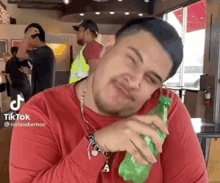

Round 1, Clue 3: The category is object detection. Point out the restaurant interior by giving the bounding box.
[0,0,220,182]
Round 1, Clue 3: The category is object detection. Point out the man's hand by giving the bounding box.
[22,34,32,43]
[0,71,6,76]
[17,35,32,60]
[94,115,169,165]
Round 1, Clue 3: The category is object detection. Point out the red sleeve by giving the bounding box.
[9,96,106,183]
[83,41,103,61]
[161,94,208,183]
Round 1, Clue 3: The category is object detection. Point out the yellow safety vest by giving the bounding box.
[69,45,89,84]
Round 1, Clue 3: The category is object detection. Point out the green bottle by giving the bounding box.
[118,96,172,183]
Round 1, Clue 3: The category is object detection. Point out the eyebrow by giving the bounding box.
[127,46,143,63]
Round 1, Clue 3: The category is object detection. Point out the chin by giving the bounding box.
[77,40,83,46]
[95,95,136,117]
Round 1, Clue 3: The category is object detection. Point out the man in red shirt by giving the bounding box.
[9,17,208,183]
[69,19,103,83]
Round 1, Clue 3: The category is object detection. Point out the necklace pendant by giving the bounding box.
[102,161,110,172]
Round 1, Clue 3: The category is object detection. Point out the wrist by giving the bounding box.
[88,133,111,157]
[93,132,108,152]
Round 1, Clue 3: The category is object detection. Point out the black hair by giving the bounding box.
[115,17,183,79]
[83,27,97,38]
[25,23,46,42]
[11,47,18,56]
[90,31,98,38]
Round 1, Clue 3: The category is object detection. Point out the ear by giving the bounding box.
[85,28,90,35]
[99,35,116,59]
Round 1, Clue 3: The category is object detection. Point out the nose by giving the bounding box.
[124,74,142,90]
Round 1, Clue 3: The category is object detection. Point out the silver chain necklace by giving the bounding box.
[80,79,97,133]
[80,78,110,172]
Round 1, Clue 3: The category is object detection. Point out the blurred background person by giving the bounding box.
[69,19,103,83]
[5,47,31,104]
[17,23,55,97]
[2,52,11,97]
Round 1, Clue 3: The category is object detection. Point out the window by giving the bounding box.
[164,0,206,90]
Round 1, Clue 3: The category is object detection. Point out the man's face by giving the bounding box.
[77,27,86,46]
[92,31,173,117]
[25,27,40,48]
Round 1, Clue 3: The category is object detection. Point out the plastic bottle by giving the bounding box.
[118,96,172,183]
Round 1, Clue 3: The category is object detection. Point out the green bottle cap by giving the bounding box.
[159,96,172,106]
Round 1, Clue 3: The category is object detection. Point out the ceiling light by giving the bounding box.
[125,12,130,15]
[144,0,149,2]
[0,5,10,24]
[63,0,69,4]
[118,0,122,1]
[138,13,143,17]
[93,0,109,1]
[79,13,84,16]
[95,12,100,15]
[110,12,115,14]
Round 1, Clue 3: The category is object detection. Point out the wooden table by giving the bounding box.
[166,87,199,100]
[191,118,220,159]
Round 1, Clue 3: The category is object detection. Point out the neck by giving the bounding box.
[85,37,95,44]
[39,42,47,47]
[75,74,105,116]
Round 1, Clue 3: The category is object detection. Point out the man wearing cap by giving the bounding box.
[10,18,208,183]
[17,23,55,97]
[69,19,103,83]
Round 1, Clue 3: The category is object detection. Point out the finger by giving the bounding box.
[133,115,169,135]
[129,121,163,153]
[126,141,149,166]
[129,132,158,164]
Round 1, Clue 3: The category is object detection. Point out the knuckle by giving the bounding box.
[123,127,132,136]
[135,156,144,164]
[152,115,162,123]
[128,116,138,123]
[124,118,137,128]
[141,142,148,150]
[130,149,139,156]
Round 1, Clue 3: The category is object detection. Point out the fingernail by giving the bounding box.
[143,160,148,165]
[166,129,169,135]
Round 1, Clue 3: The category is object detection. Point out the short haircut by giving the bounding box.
[83,27,97,38]
[11,47,18,56]
[115,17,183,79]
[25,23,46,42]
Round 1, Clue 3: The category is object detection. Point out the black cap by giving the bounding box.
[73,19,99,36]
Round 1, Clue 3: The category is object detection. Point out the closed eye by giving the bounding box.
[146,76,155,84]
[126,54,136,64]
[145,74,161,85]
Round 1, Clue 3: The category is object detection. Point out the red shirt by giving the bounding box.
[10,83,208,183]
[83,40,103,63]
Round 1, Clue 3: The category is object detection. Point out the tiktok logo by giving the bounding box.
[10,95,24,111]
